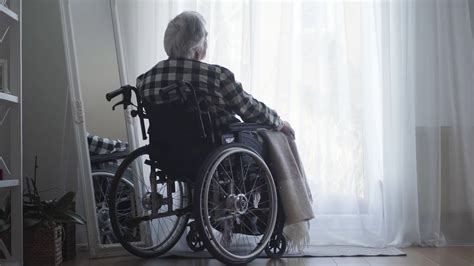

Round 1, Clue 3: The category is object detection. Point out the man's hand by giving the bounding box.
[280,121,295,139]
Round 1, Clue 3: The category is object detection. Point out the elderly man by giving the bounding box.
[136,11,313,252]
[136,11,295,138]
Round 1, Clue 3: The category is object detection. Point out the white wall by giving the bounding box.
[23,0,77,199]
[69,0,126,141]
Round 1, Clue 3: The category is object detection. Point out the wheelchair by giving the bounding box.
[90,150,134,244]
[105,81,287,264]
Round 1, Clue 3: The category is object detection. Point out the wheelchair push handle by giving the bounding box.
[106,85,134,111]
[106,85,148,141]
[106,87,125,102]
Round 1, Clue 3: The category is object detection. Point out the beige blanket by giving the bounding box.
[259,130,315,252]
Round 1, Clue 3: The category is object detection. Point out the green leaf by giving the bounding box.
[57,211,86,225]
[54,192,75,210]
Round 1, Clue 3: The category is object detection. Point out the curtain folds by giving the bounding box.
[114,0,474,247]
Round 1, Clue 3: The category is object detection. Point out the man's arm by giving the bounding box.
[87,132,129,155]
[220,68,284,130]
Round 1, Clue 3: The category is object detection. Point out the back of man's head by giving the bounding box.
[164,11,207,60]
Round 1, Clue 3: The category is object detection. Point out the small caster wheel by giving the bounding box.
[186,223,206,252]
[264,233,287,258]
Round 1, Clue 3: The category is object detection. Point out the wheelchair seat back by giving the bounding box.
[143,82,215,179]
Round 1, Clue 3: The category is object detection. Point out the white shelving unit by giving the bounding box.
[0,92,18,103]
[0,179,18,188]
[0,0,22,265]
[0,5,18,25]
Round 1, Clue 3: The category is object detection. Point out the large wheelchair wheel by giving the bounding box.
[195,144,278,264]
[109,146,190,258]
[92,166,134,244]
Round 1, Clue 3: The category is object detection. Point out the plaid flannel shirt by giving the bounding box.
[87,132,129,155]
[136,59,283,131]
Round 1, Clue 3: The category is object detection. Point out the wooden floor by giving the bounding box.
[63,246,474,266]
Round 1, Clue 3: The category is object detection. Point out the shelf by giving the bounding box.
[0,179,19,188]
[0,92,18,104]
[0,5,18,25]
[0,260,21,266]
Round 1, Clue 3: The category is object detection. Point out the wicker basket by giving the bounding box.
[24,225,63,266]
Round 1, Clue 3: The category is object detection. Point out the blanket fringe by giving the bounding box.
[283,221,311,253]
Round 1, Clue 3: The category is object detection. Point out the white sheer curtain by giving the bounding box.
[114,0,474,247]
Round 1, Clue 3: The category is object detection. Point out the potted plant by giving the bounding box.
[23,157,86,266]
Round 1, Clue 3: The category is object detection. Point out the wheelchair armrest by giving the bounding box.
[90,150,130,164]
[227,122,272,132]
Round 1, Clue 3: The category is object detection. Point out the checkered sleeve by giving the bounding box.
[87,132,129,155]
[219,68,284,130]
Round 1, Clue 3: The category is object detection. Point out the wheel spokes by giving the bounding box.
[202,147,277,261]
[109,148,190,256]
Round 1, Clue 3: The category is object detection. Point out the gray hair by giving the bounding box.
[164,11,207,59]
